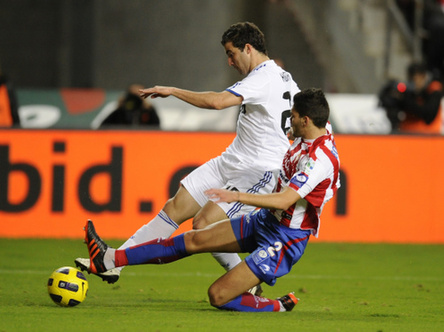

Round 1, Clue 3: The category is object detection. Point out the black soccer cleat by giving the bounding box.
[84,219,109,274]
[278,292,299,312]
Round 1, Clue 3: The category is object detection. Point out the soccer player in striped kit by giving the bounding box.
[83,88,341,312]
[76,22,300,292]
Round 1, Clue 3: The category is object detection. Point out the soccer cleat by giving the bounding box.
[74,257,120,284]
[84,219,109,274]
[248,284,263,297]
[278,292,299,312]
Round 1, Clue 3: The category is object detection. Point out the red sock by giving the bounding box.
[115,249,128,267]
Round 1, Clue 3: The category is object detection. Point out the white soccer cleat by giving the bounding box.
[247,284,263,297]
[74,257,120,284]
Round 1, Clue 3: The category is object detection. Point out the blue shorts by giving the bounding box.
[230,209,310,286]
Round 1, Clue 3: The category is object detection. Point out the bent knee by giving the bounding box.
[163,196,198,224]
[163,197,179,214]
[192,214,211,230]
[208,284,229,308]
[183,230,208,253]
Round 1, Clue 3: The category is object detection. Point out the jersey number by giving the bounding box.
[280,91,292,134]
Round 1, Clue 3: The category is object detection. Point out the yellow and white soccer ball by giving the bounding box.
[47,266,88,307]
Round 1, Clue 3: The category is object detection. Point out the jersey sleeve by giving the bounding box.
[288,155,333,206]
[226,71,269,105]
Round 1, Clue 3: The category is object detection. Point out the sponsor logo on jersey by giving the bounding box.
[305,159,315,174]
[280,72,291,82]
[291,172,308,188]
[252,248,269,265]
[258,250,268,258]
[259,264,271,274]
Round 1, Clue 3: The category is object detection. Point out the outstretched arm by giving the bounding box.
[205,187,301,211]
[139,86,243,110]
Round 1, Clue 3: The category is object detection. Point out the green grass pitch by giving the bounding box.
[0,238,443,331]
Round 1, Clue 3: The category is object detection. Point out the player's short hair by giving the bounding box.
[221,22,268,55]
[293,88,330,128]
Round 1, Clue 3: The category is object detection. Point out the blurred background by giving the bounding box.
[0,0,444,133]
[0,0,427,92]
[1,0,442,133]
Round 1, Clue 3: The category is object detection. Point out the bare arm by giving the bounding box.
[205,187,301,211]
[139,86,243,110]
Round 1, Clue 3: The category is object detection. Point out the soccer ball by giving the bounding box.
[47,266,88,307]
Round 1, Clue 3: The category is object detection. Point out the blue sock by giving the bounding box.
[217,292,280,312]
[123,234,189,266]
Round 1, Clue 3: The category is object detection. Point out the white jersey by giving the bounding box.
[223,60,300,171]
[182,60,299,216]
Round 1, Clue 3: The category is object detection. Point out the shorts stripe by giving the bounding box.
[226,171,274,218]
[247,171,273,194]
[239,215,245,249]
[274,235,309,274]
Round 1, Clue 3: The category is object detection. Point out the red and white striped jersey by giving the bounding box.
[272,129,340,237]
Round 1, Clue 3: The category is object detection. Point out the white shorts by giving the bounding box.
[181,155,279,218]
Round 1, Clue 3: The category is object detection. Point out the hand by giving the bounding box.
[139,86,174,99]
[205,188,239,203]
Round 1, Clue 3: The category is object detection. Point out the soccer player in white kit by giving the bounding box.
[75,22,300,286]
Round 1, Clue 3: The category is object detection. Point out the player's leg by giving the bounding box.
[103,158,224,255]
[118,185,201,249]
[119,218,242,266]
[74,185,200,280]
[76,157,223,280]
[84,218,298,312]
[208,261,262,307]
[192,200,243,271]
[193,203,261,295]
[84,217,242,272]
[192,169,277,280]
[207,261,297,312]
[192,199,227,230]
[206,210,306,312]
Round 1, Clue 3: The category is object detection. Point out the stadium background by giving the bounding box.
[1,0,443,243]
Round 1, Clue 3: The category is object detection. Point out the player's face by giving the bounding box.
[290,107,305,138]
[224,42,250,75]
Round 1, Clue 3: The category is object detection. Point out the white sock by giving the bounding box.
[211,252,242,272]
[120,210,179,249]
[104,248,116,270]
[115,210,179,271]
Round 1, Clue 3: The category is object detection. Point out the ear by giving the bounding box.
[244,43,253,54]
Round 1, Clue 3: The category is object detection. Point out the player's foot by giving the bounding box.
[248,284,263,297]
[278,292,299,312]
[84,219,109,274]
[74,257,120,284]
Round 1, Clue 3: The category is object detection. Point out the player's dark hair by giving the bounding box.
[221,22,268,55]
[293,88,330,128]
